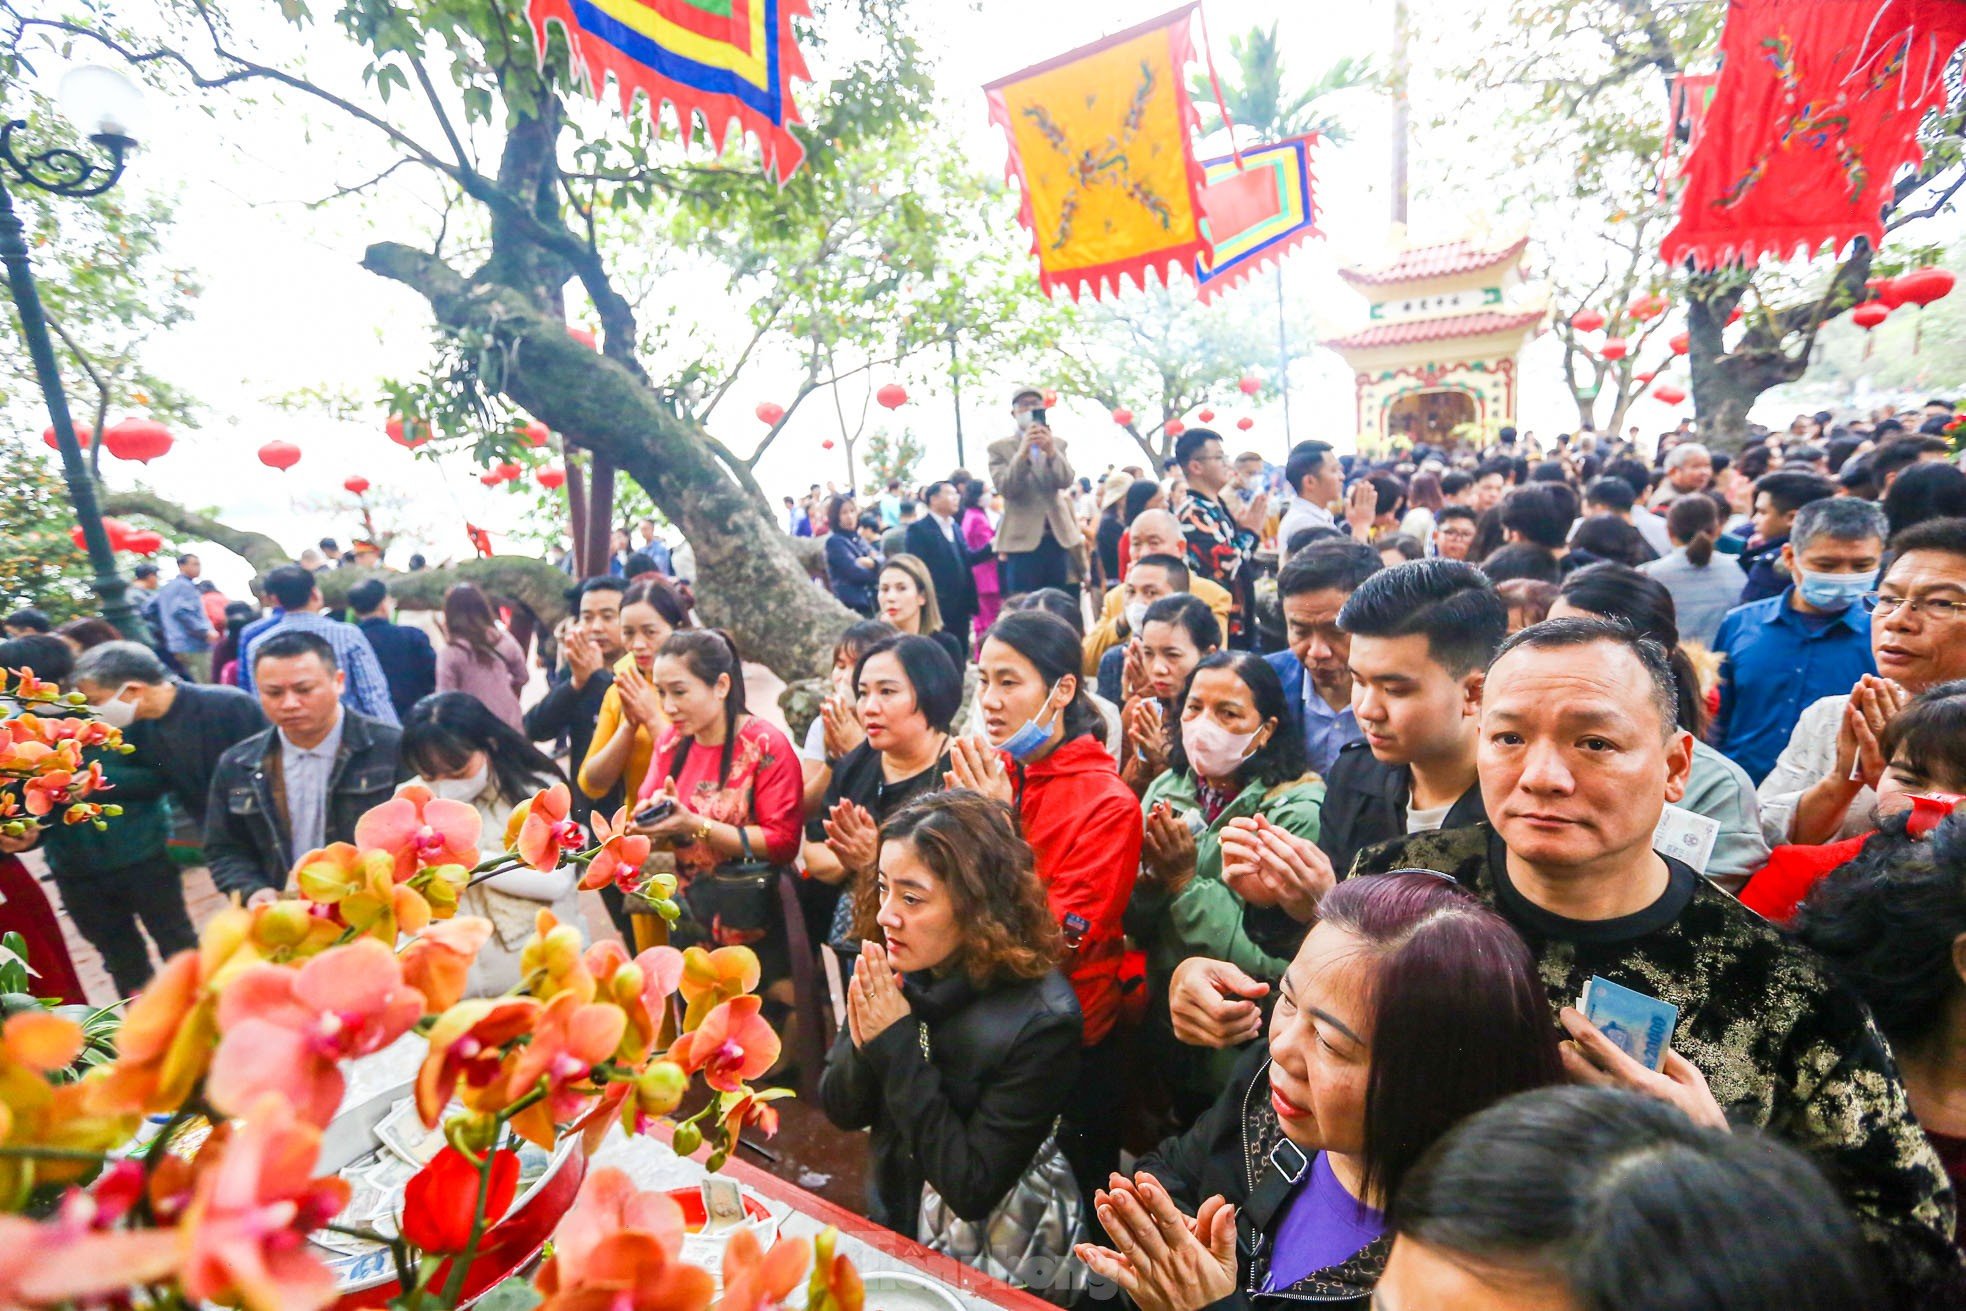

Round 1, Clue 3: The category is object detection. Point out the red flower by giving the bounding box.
[400,1146,519,1253]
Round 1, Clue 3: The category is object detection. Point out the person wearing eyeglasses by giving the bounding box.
[1760,517,1966,846]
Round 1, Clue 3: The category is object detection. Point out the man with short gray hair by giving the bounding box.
[1712,496,1887,782]
[1648,441,1714,508]
[73,640,264,821]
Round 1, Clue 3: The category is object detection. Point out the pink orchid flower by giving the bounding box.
[669,994,781,1093]
[206,938,426,1127]
[722,1228,813,1311]
[415,996,543,1127]
[580,808,653,892]
[510,783,585,871]
[399,916,493,1013]
[179,1093,349,1311]
[0,1214,180,1307]
[502,992,627,1149]
[355,784,482,881]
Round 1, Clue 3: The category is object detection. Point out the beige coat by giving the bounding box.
[988,433,1085,554]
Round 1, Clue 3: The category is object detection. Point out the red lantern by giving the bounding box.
[478,472,502,487]
[343,476,371,496]
[821,438,836,450]
[1668,331,1691,356]
[1651,384,1688,406]
[1634,370,1658,385]
[1043,390,1059,408]
[1111,408,1134,426]
[75,517,136,552]
[1628,293,1668,322]
[875,383,909,410]
[567,327,598,350]
[257,440,302,472]
[1165,419,1187,438]
[1569,308,1607,333]
[122,529,164,556]
[519,421,550,448]
[386,415,429,448]
[1874,276,1909,310]
[494,461,523,482]
[1236,417,1254,432]
[1850,300,1892,331]
[42,424,92,452]
[103,417,173,464]
[1197,408,1216,423]
[537,466,567,490]
[755,401,786,426]
[1895,266,1955,308]
[1726,307,1744,325]
[1237,375,1260,396]
[1599,337,1629,362]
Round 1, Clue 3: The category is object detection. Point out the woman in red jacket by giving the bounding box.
[949,607,1142,1207]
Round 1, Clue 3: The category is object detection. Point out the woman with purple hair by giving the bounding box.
[1077,872,1562,1311]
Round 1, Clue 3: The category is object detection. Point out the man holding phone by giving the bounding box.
[988,385,1084,598]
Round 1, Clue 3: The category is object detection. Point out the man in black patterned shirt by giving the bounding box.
[1348,618,1963,1308]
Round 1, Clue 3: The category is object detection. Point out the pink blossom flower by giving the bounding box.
[178,1093,349,1311]
[206,938,426,1127]
[0,1214,180,1306]
[415,996,543,1128]
[511,783,585,871]
[355,784,482,880]
[502,992,627,1149]
[399,916,494,1013]
[580,808,652,892]
[669,995,780,1093]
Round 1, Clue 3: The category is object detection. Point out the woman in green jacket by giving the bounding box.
[1129,650,1323,1122]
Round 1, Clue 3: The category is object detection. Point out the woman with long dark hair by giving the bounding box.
[1120,594,1222,796]
[1130,651,1322,1118]
[435,581,529,731]
[402,691,577,994]
[1080,873,1564,1311]
[1550,563,1768,889]
[951,607,1143,1205]
[579,576,689,809]
[631,629,803,968]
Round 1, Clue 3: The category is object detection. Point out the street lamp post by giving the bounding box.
[0,67,149,641]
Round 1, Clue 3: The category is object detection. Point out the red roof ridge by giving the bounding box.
[1322,306,1546,352]
[1337,236,1530,288]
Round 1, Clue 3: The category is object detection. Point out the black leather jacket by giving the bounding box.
[1136,1045,1386,1310]
[202,712,407,898]
[819,967,1083,1240]
[1316,740,1486,879]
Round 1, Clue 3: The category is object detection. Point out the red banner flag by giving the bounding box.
[1661,0,1966,270]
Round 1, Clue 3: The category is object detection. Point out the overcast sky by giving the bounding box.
[20,0,1949,594]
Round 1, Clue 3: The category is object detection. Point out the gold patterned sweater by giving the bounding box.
[1349,822,1965,1310]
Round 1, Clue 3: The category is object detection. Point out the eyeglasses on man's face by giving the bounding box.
[1863,592,1966,619]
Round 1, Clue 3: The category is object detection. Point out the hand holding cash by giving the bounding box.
[1559,977,1729,1131]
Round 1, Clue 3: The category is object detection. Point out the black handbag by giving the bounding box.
[679,824,778,938]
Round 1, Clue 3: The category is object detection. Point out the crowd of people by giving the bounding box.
[5,387,1966,1307]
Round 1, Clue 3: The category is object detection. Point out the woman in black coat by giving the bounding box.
[824,494,881,615]
[818,789,1083,1248]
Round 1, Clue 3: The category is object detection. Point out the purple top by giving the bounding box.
[961,506,1000,596]
[1262,1152,1385,1291]
[436,629,530,732]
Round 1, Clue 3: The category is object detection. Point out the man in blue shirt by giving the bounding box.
[238,564,401,726]
[347,577,436,721]
[1713,496,1886,783]
[1265,538,1381,776]
[154,553,216,682]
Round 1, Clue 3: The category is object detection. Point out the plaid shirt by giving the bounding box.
[1177,490,1257,637]
[240,611,401,727]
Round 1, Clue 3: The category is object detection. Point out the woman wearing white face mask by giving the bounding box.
[401,692,584,995]
[947,608,1142,1207]
[1131,651,1326,1122]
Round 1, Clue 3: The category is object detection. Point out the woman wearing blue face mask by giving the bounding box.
[947,608,1144,1209]
[1131,651,1325,1122]
[401,692,583,996]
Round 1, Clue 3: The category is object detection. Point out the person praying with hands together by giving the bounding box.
[819,790,1084,1274]
[579,578,688,808]
[958,609,1143,1204]
[1120,594,1222,797]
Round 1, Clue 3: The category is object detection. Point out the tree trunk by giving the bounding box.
[99,490,290,575]
[362,242,852,683]
[586,452,616,575]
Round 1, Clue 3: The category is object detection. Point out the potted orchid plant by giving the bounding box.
[0,664,854,1311]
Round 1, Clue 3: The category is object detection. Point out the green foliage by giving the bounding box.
[0,933,119,1081]
[0,83,201,447]
[1189,24,1376,144]
[0,428,95,621]
[861,427,924,490]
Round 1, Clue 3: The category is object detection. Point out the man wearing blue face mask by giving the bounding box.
[1712,497,1887,784]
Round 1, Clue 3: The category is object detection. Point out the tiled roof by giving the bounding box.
[1323,307,1547,351]
[1337,237,1530,287]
